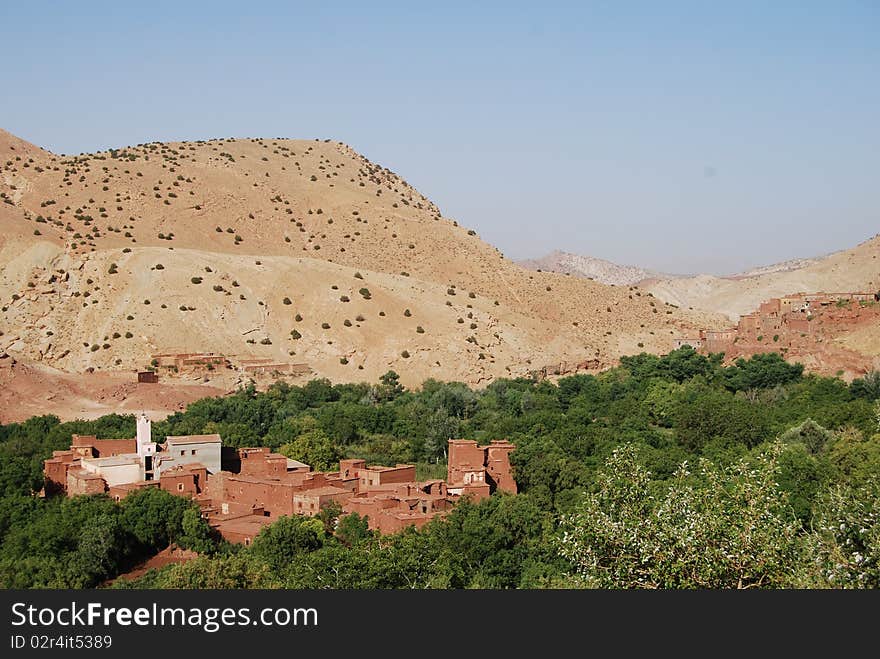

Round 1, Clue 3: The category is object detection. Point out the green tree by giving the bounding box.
[807,478,880,588]
[279,426,342,471]
[558,444,804,588]
[249,515,325,572]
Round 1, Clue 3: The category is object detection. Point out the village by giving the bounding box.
[42,415,517,544]
[675,291,880,376]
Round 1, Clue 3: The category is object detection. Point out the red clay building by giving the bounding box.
[44,426,518,543]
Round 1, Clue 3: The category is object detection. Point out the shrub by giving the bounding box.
[283,297,292,305]
[321,323,330,329]
[191,277,202,284]
[290,330,302,340]
[401,350,410,358]
[359,288,371,299]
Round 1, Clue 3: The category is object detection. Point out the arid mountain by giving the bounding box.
[644,235,880,320]
[0,128,711,418]
[519,250,669,286]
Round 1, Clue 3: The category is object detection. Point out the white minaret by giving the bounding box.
[136,413,155,458]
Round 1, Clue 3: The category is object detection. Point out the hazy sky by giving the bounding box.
[2,1,878,274]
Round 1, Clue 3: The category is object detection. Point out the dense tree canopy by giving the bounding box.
[1,352,879,589]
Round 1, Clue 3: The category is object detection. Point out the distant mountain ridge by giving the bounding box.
[518,250,672,286]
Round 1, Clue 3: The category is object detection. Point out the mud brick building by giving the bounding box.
[43,415,518,543]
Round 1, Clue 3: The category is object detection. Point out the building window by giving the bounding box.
[191,450,196,455]
[177,483,184,491]
[180,450,185,456]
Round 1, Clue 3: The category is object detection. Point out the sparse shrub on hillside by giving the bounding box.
[447,288,456,296]
[359,288,371,300]
[321,323,331,330]
[290,330,302,340]
[344,319,352,327]
[125,332,133,339]
[340,357,349,365]
[155,264,164,270]
[355,315,365,322]
[416,326,425,334]
[340,296,350,303]
[260,338,272,345]
[354,272,363,280]
[404,309,412,317]
[191,277,203,284]
[283,297,292,305]
[401,350,410,358]
[295,313,303,322]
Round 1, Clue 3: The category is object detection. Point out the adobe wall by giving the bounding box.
[235,448,288,478]
[221,475,297,518]
[360,464,416,488]
[67,469,106,496]
[486,442,517,494]
[71,436,137,457]
[43,451,76,495]
[448,440,487,485]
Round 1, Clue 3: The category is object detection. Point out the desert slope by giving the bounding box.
[519,249,670,286]
[0,128,708,397]
[645,235,880,320]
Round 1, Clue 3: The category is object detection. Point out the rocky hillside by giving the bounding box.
[645,235,880,320]
[519,250,668,286]
[0,128,710,402]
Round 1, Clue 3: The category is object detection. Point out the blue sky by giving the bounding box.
[2,1,878,273]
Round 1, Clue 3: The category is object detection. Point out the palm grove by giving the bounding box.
[0,348,878,589]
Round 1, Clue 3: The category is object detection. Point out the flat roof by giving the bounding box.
[295,486,349,497]
[165,434,221,445]
[213,516,273,534]
[363,464,414,472]
[82,455,140,468]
